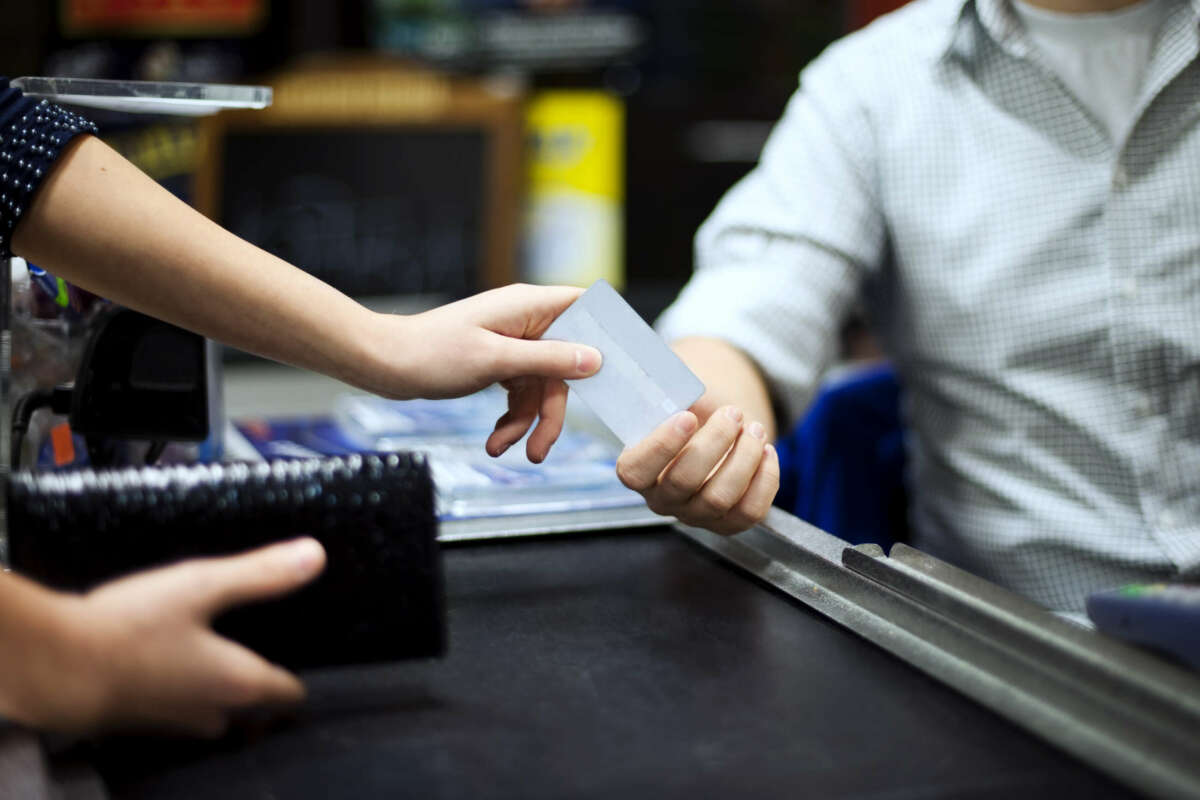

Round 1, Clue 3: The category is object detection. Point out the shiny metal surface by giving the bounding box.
[439,505,666,542]
[678,508,1200,800]
[94,526,1132,799]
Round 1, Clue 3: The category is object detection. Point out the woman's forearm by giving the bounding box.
[8,131,602,431]
[10,135,390,392]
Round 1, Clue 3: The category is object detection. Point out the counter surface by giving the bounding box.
[94,527,1133,799]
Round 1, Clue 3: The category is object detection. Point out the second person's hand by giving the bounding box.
[4,538,326,738]
[615,404,780,535]
[364,284,602,463]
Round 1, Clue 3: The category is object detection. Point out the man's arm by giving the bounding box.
[614,31,887,536]
[672,336,777,440]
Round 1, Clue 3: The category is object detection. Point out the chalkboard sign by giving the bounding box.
[195,61,522,299]
[220,128,485,296]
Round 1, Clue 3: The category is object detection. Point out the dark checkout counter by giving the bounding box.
[11,364,1176,800]
[87,523,1125,799]
[70,502,1196,800]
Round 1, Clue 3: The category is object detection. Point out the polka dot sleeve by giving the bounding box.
[0,78,99,258]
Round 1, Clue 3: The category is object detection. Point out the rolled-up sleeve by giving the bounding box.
[656,43,887,426]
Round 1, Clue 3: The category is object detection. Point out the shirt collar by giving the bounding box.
[940,0,1200,63]
[939,0,1020,64]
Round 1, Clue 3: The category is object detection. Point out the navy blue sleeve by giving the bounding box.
[0,78,98,258]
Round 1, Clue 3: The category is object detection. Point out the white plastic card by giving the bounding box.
[542,280,705,447]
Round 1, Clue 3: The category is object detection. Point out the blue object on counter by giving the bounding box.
[1087,583,1200,670]
[773,363,907,549]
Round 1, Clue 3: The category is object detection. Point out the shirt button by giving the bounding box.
[1132,396,1151,417]
[1113,164,1129,190]
[1159,509,1176,528]
[1120,278,1138,299]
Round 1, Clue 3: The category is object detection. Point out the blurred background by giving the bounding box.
[0,0,907,327]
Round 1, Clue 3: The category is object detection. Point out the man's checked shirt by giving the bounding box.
[657,0,1200,612]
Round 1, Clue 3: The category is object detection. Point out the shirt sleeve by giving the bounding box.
[0,78,99,259]
[655,41,888,427]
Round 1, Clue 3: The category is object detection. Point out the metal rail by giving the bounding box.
[439,505,666,543]
[677,507,1200,800]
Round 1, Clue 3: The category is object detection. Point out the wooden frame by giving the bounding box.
[194,58,523,291]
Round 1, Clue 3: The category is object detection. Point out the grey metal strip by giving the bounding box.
[439,505,668,543]
[676,508,1200,800]
[842,543,1200,737]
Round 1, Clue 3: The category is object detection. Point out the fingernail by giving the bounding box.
[724,406,744,423]
[765,443,777,459]
[575,347,601,375]
[748,421,765,440]
[673,412,697,435]
[291,539,324,575]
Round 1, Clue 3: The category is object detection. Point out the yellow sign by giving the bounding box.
[524,91,624,289]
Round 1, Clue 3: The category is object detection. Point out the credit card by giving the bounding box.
[542,280,705,447]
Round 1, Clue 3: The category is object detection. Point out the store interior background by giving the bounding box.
[0,1,907,331]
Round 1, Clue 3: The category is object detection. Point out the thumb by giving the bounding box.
[491,337,602,381]
[184,538,326,619]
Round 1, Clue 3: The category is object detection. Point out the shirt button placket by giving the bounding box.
[1112,162,1129,191]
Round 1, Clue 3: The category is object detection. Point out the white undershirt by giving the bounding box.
[1010,0,1172,143]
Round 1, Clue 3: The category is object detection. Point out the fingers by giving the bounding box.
[619,406,779,535]
[471,283,585,334]
[526,379,568,463]
[203,636,307,709]
[481,336,601,457]
[680,417,765,522]
[490,336,601,382]
[616,411,699,490]
[139,637,305,738]
[704,444,780,535]
[486,377,571,462]
[656,406,746,508]
[176,709,230,739]
[61,541,318,739]
[487,378,540,456]
[736,444,781,525]
[182,538,326,619]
